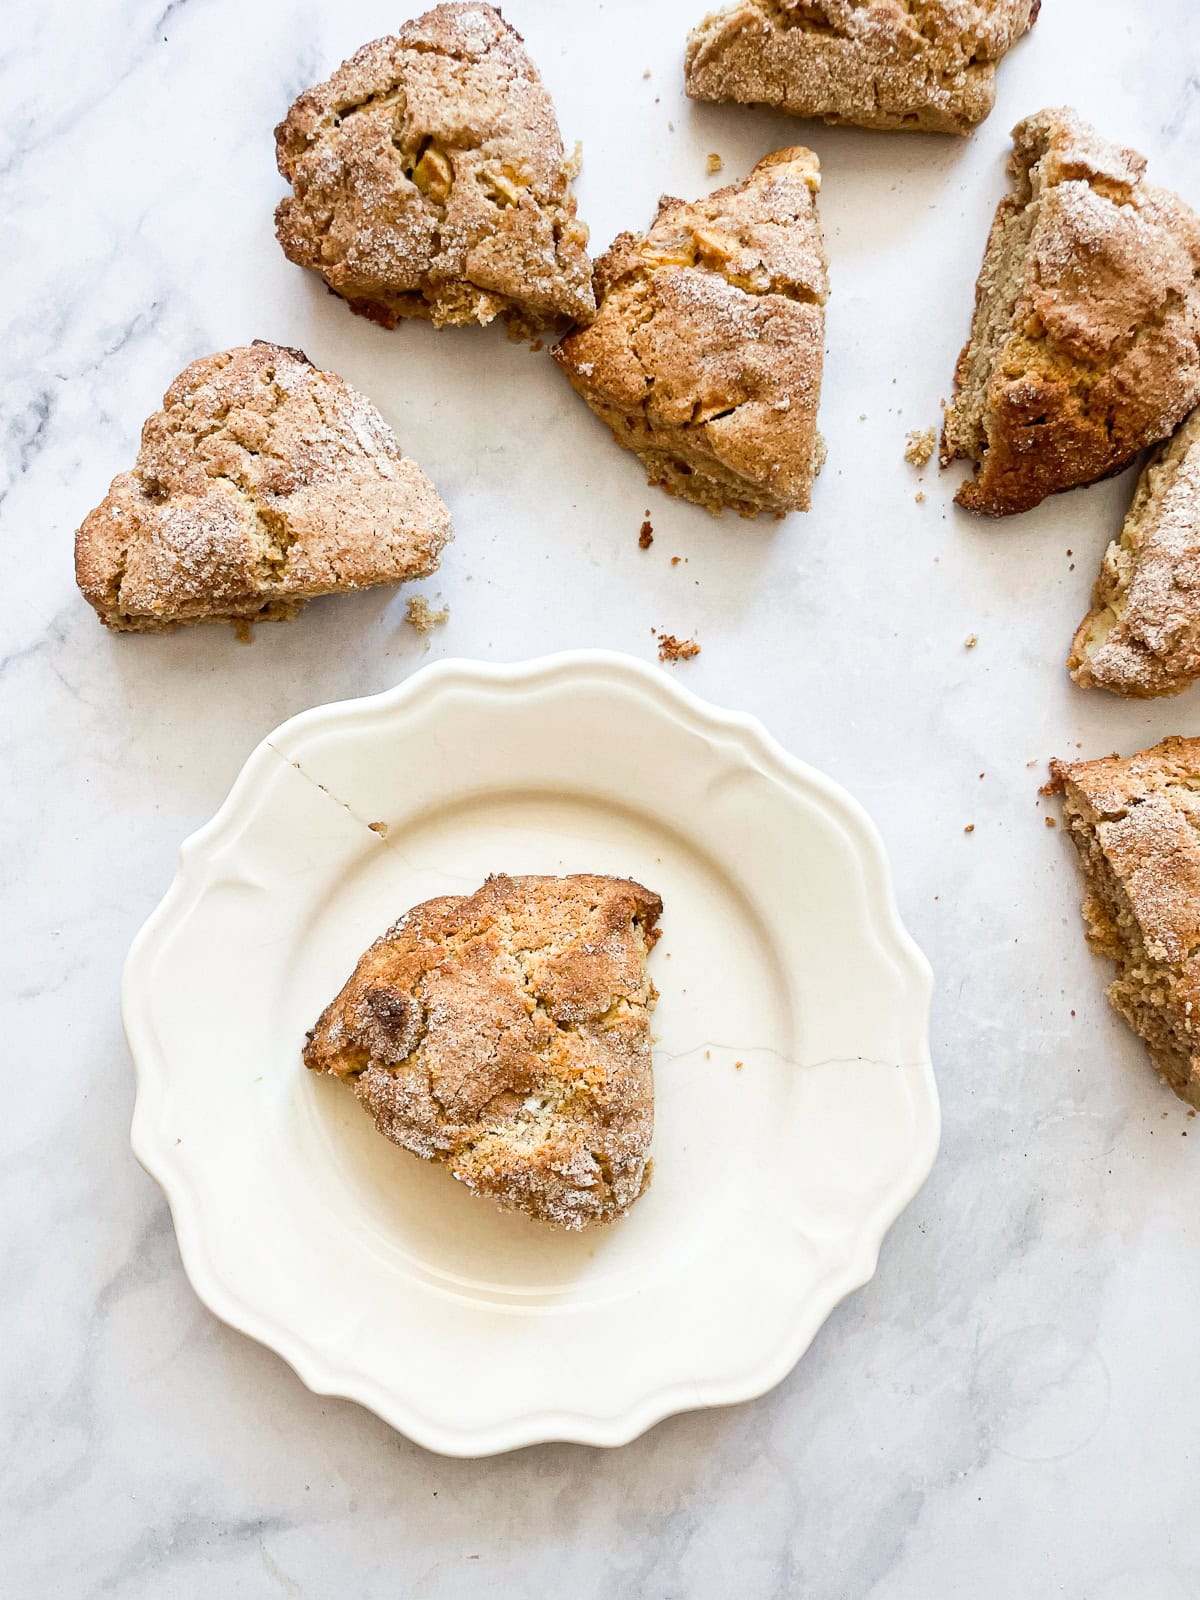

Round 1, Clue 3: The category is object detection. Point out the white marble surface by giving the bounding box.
[5,0,1200,1592]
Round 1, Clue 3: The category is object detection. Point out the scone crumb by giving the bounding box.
[406,595,449,635]
[233,620,255,644]
[657,632,701,663]
[368,821,390,838]
[904,427,937,468]
[965,633,978,649]
[964,823,975,834]
[735,1059,744,1070]
[706,152,723,175]
[915,491,926,504]
[638,515,654,549]
[1045,816,1057,828]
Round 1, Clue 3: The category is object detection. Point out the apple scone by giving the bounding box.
[75,341,450,633]
[553,148,828,517]
[274,2,594,332]
[942,108,1200,517]
[1069,405,1200,697]
[304,874,663,1229]
[1051,737,1200,1109]
[684,0,1040,135]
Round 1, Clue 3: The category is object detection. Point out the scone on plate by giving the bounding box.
[942,108,1200,517]
[1069,405,1200,697]
[304,874,662,1229]
[685,0,1039,135]
[75,342,450,633]
[275,2,594,333]
[553,148,828,518]
[1051,737,1200,1108]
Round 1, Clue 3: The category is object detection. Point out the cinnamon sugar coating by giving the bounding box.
[1051,737,1200,1108]
[274,3,594,332]
[304,874,663,1229]
[684,0,1039,135]
[74,342,450,632]
[1069,406,1200,697]
[553,148,828,518]
[943,108,1200,517]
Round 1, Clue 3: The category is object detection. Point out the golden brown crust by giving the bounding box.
[1069,406,1200,697]
[553,148,828,518]
[942,108,1200,517]
[1051,737,1200,1107]
[684,0,1039,135]
[74,342,450,632]
[304,874,663,1229]
[274,3,594,332]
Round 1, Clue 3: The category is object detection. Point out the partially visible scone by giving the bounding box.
[942,108,1200,517]
[274,2,594,332]
[553,148,828,517]
[684,0,1039,135]
[75,342,450,632]
[1051,737,1200,1108]
[304,874,663,1228]
[1069,405,1200,696]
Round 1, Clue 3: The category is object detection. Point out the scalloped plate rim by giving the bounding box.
[124,649,938,1456]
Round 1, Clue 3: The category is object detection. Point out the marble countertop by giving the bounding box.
[5,0,1200,1593]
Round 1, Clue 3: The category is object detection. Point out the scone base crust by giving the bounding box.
[273,3,594,334]
[304,873,663,1229]
[684,0,1040,135]
[942,108,1200,517]
[1052,737,1200,1107]
[1068,405,1200,697]
[554,147,828,519]
[75,341,450,633]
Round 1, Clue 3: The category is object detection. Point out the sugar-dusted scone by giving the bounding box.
[274,3,593,333]
[942,109,1200,517]
[1051,737,1200,1108]
[553,148,827,517]
[304,874,663,1228]
[75,342,450,633]
[685,0,1039,135]
[1069,406,1200,697]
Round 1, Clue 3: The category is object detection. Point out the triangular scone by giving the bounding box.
[275,3,594,332]
[943,109,1200,517]
[75,342,450,633]
[1051,738,1200,1108]
[1069,406,1200,697]
[553,149,827,518]
[685,0,1039,135]
[304,875,662,1229]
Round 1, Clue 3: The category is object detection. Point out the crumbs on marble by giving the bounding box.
[964,633,978,649]
[707,153,724,175]
[964,823,975,834]
[368,820,389,838]
[656,631,700,663]
[638,513,654,549]
[406,595,449,638]
[904,427,937,468]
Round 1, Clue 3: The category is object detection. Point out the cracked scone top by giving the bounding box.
[274,2,594,331]
[1069,405,1200,698]
[684,0,1039,135]
[75,342,451,632]
[304,874,663,1229]
[1051,738,1200,1108]
[553,148,828,518]
[942,108,1200,516]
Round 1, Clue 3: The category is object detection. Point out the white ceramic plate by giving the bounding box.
[125,651,938,1455]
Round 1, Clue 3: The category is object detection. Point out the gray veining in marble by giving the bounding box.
[4,0,1200,1593]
